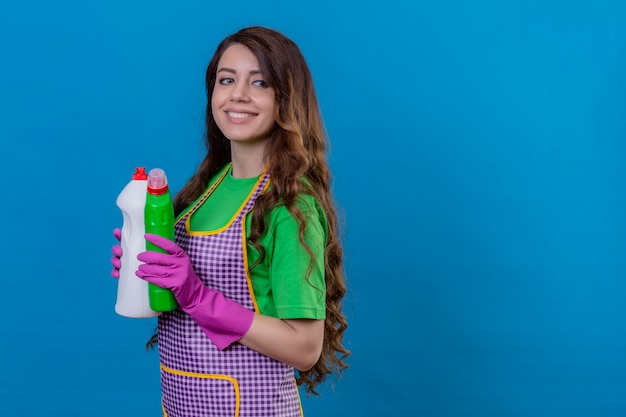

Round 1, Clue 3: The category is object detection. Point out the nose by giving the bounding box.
[230,82,249,102]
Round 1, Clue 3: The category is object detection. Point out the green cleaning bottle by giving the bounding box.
[145,168,179,311]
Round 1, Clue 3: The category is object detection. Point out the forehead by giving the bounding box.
[217,43,260,70]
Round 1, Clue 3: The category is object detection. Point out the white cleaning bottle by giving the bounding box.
[115,167,160,318]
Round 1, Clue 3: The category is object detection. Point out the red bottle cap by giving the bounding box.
[132,167,148,180]
[147,168,169,195]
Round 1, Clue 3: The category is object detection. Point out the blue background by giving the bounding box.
[1,1,625,416]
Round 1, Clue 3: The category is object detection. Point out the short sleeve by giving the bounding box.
[264,195,327,319]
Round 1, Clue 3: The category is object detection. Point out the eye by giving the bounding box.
[252,79,270,88]
[218,77,234,85]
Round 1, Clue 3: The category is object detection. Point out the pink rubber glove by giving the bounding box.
[136,233,255,350]
[111,228,122,278]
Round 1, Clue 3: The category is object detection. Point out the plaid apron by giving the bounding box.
[157,169,303,417]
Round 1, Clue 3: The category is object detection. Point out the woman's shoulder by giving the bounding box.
[268,189,327,230]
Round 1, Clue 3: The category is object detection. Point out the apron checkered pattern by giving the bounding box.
[157,170,303,417]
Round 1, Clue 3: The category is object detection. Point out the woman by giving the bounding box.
[111,26,349,417]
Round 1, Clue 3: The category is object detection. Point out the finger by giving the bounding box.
[144,233,183,256]
[136,262,173,277]
[113,228,122,241]
[111,268,120,279]
[112,244,122,257]
[111,255,121,269]
[137,250,177,266]
[136,267,174,289]
[136,275,172,289]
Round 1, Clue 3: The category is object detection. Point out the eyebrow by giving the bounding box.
[217,67,263,75]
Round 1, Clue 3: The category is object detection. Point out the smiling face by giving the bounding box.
[211,43,277,147]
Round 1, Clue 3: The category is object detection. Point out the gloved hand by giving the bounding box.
[111,228,122,278]
[136,233,255,350]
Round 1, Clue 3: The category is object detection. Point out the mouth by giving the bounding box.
[226,111,256,119]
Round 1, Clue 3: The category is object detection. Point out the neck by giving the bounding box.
[230,141,267,178]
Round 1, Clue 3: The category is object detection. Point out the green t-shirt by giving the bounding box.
[179,165,327,320]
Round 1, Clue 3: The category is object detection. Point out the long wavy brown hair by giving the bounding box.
[151,26,349,395]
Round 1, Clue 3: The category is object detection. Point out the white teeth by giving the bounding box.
[227,112,252,119]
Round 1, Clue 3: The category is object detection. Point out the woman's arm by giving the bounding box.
[137,233,326,360]
[239,316,324,371]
